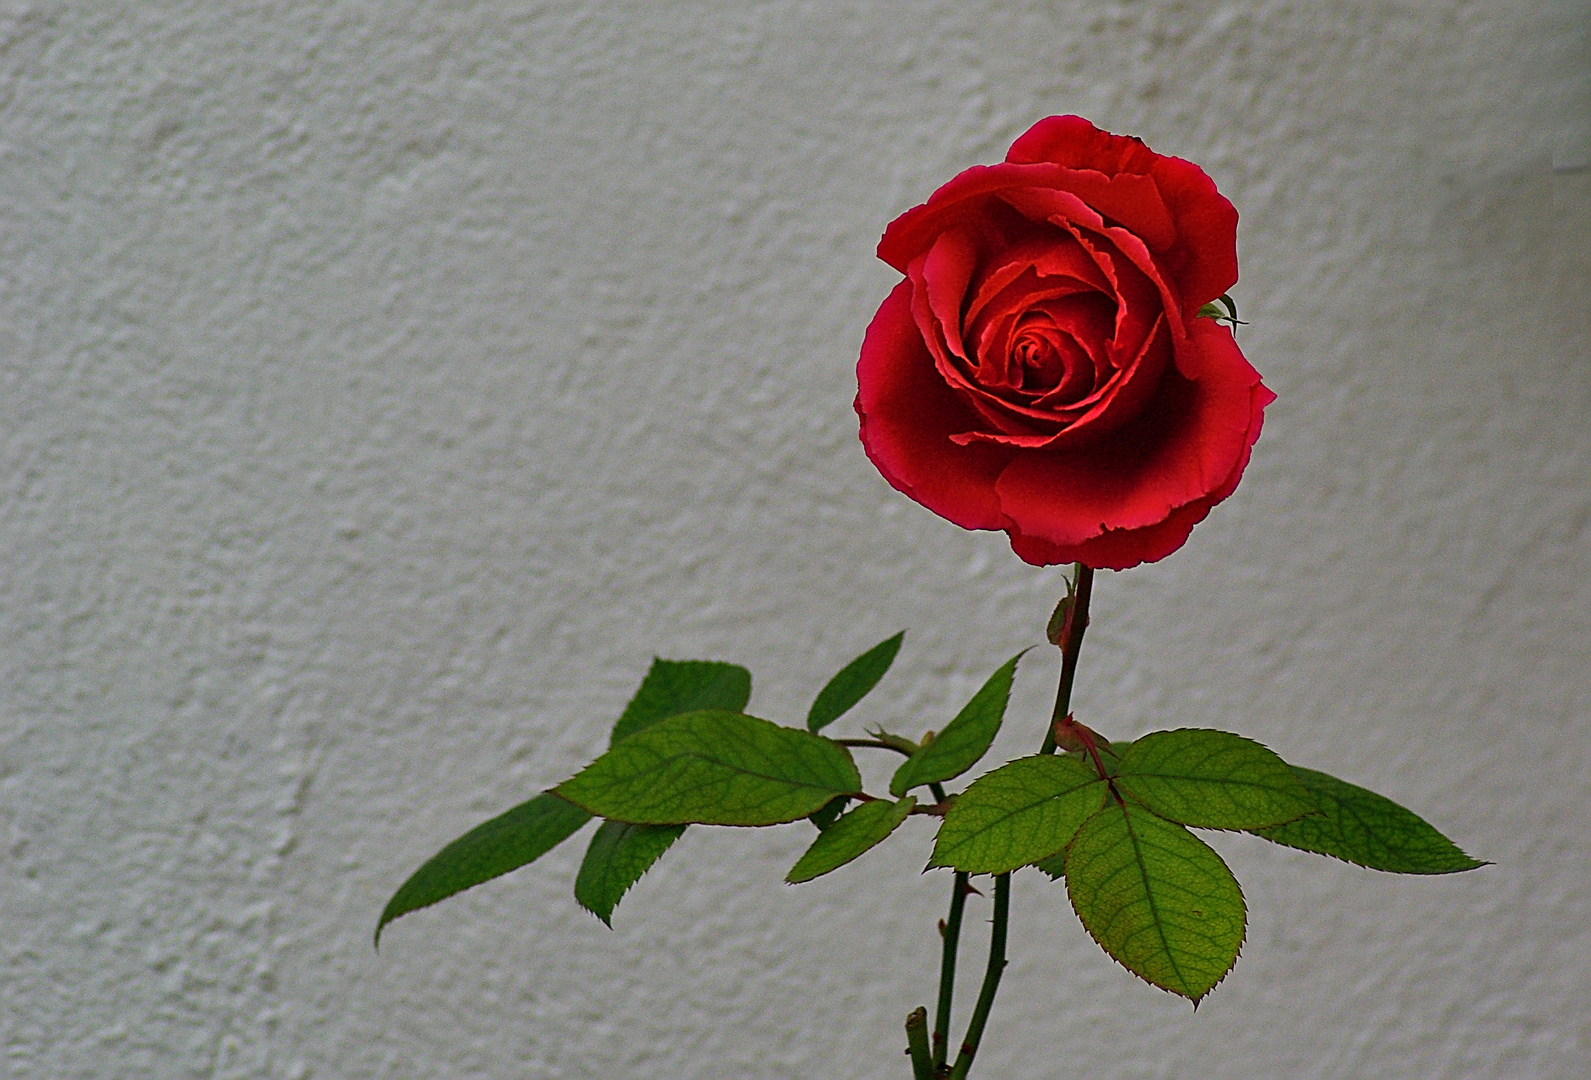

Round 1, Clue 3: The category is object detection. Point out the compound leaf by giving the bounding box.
[1115,729,1316,830]
[1251,766,1485,874]
[574,820,687,926]
[890,651,1026,797]
[376,792,592,945]
[611,659,752,747]
[558,710,862,826]
[929,755,1106,874]
[1065,801,1245,1004]
[808,632,905,732]
[787,797,917,883]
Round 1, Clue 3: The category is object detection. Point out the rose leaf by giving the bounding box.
[1249,766,1486,874]
[1114,729,1317,830]
[376,792,593,945]
[889,650,1028,797]
[786,797,917,884]
[807,631,906,732]
[928,755,1106,874]
[574,820,688,927]
[557,711,863,826]
[609,659,752,747]
[1065,801,1246,1004]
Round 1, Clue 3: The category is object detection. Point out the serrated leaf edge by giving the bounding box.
[807,631,906,732]
[926,759,1106,874]
[1248,765,1487,874]
[1063,803,1247,1006]
[889,649,1030,798]
[574,821,688,928]
[785,796,917,884]
[1116,729,1318,830]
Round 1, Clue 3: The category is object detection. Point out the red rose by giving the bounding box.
[856,116,1274,570]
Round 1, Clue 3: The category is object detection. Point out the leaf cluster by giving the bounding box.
[377,636,1483,1007]
[933,729,1481,1001]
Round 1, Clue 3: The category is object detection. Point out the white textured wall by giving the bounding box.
[3,2,1587,1077]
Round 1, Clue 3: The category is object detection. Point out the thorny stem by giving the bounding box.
[916,568,1097,1079]
[1040,564,1094,755]
[946,873,1010,1080]
[931,870,970,1072]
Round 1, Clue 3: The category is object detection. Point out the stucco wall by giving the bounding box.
[3,2,1587,1077]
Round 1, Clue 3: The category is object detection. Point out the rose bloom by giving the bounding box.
[856,116,1273,570]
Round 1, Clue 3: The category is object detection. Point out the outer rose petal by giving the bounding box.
[856,280,1012,532]
[1006,115,1161,175]
[993,320,1264,559]
[879,161,1174,272]
[1010,496,1216,570]
[1006,115,1237,310]
[1010,369,1271,570]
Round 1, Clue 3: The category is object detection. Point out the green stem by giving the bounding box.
[835,738,914,757]
[931,867,968,1071]
[906,1006,934,1080]
[947,873,1010,1080]
[1040,563,1094,754]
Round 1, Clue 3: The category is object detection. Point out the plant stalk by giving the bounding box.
[905,1006,934,1080]
[928,568,1094,1078]
[947,873,1010,1080]
[1040,563,1094,754]
[931,867,969,1072]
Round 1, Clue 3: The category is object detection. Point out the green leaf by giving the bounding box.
[807,631,905,732]
[376,792,592,945]
[808,794,851,832]
[1034,851,1066,879]
[890,651,1026,798]
[1065,801,1246,1003]
[611,659,752,747]
[929,755,1106,874]
[573,820,687,926]
[1251,766,1485,874]
[1115,729,1316,830]
[557,710,863,826]
[600,660,753,900]
[786,797,917,883]
[1197,294,1244,329]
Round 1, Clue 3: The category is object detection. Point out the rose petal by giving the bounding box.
[879,160,1176,272]
[999,186,1187,347]
[953,313,1170,452]
[1147,154,1239,310]
[1033,365,1272,569]
[922,227,982,362]
[856,280,1013,531]
[1005,115,1162,175]
[992,319,1262,548]
[1006,115,1239,309]
[969,200,1174,442]
[1009,496,1215,570]
[964,235,1109,328]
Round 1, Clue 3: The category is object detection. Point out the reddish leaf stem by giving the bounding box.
[1040,564,1094,755]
